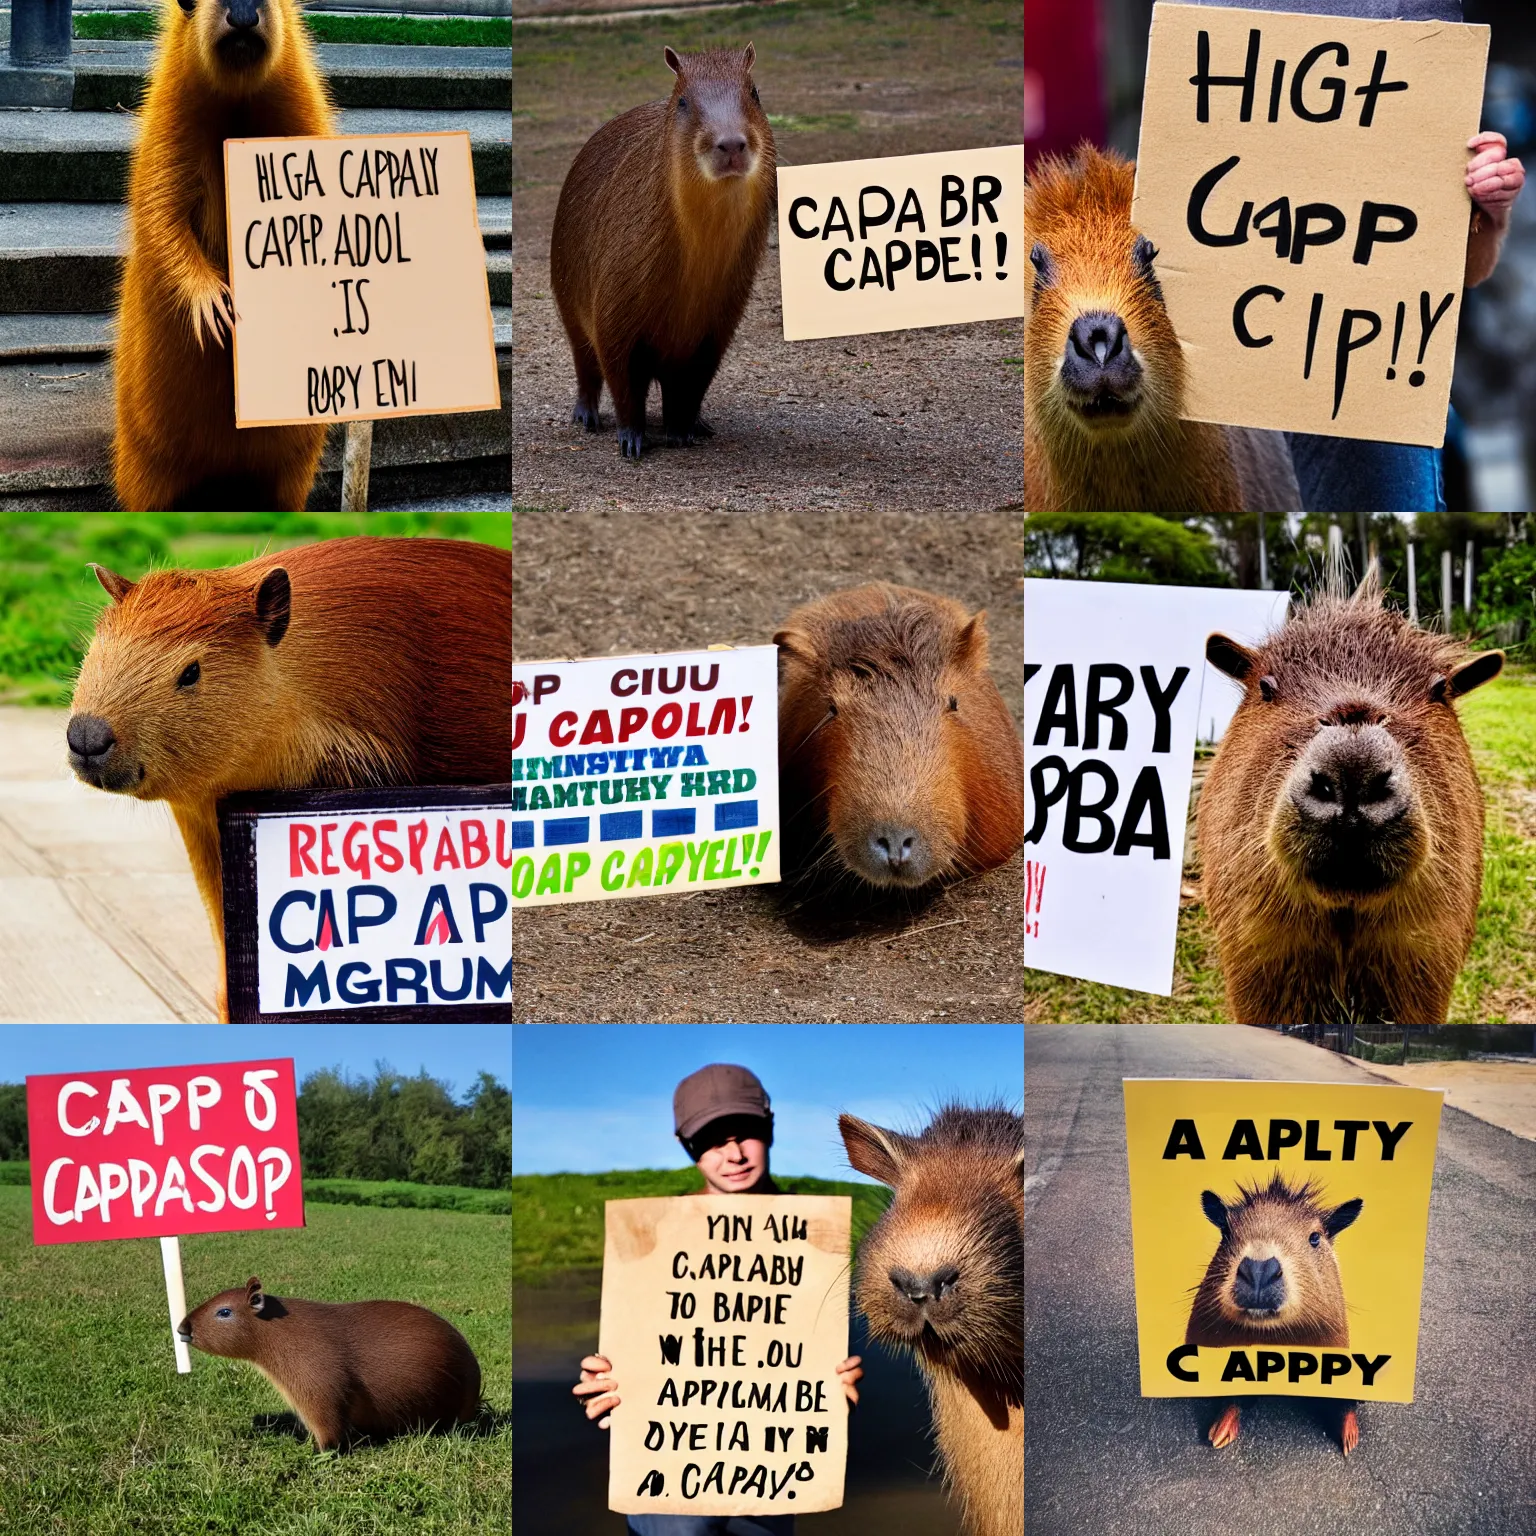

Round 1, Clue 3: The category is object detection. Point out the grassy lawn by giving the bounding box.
[75,13,512,46]
[1025,666,1536,1025]
[0,1187,509,1535]
[512,1169,889,1286]
[0,512,511,707]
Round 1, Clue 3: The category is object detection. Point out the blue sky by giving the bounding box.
[512,1024,1022,1181]
[0,1025,508,1098]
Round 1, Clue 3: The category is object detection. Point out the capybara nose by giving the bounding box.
[226,0,259,29]
[717,135,747,158]
[889,1264,960,1308]
[1298,725,1407,831]
[1061,311,1142,397]
[870,825,919,871]
[67,714,116,762]
[1233,1255,1286,1310]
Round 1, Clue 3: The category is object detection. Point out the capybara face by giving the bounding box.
[841,1108,1023,1382]
[69,562,291,800]
[190,0,284,90]
[664,44,770,183]
[1187,1175,1361,1348]
[1025,147,1183,441]
[178,1275,279,1357]
[1206,590,1504,910]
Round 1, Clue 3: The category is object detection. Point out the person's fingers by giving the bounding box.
[598,1414,613,1430]
[1466,149,1509,178]
[1468,131,1508,152]
[573,1376,617,1397]
[583,1391,621,1419]
[580,1355,612,1373]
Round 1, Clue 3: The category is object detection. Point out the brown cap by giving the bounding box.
[673,1063,772,1140]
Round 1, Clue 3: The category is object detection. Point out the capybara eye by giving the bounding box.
[1429,673,1449,704]
[948,696,959,712]
[1310,772,1334,802]
[1030,242,1055,290]
[827,702,838,718]
[1258,674,1278,702]
[216,1307,232,1318]
[751,86,759,103]
[677,96,688,112]
[177,661,200,689]
[1309,1231,1321,1248]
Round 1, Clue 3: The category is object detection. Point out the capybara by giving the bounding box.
[114,0,334,511]
[774,583,1023,889]
[178,1276,481,1450]
[550,43,775,458]
[1198,575,1504,1025]
[67,537,511,1019]
[1024,146,1300,513]
[840,1107,1023,1536]
[1188,1175,1363,1455]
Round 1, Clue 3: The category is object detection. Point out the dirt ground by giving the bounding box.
[511,508,1024,1021]
[1357,1058,1536,1142]
[511,0,1024,512]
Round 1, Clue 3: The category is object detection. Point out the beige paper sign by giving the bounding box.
[224,131,500,427]
[1132,4,1489,447]
[778,145,1025,341]
[599,1194,851,1516]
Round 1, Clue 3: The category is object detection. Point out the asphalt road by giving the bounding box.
[1024,1026,1535,1536]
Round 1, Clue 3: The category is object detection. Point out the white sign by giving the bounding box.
[1023,579,1285,995]
[253,805,512,1012]
[512,647,780,907]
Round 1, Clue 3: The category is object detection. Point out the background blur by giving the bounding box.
[1025,0,1536,511]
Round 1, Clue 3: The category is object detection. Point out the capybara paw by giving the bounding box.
[1339,1408,1360,1456]
[1208,1404,1241,1449]
[618,427,645,459]
[187,278,236,350]
[571,399,601,431]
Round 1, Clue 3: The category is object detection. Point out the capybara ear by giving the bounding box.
[664,45,682,76]
[247,1276,266,1312]
[1200,1190,1229,1233]
[1206,633,1256,684]
[1447,650,1504,699]
[839,1113,912,1188]
[255,569,291,648]
[742,41,755,71]
[1351,562,1383,605]
[773,627,818,674]
[1323,1197,1363,1239]
[952,611,990,672]
[90,564,135,604]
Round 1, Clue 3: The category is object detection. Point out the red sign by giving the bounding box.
[26,1058,304,1246]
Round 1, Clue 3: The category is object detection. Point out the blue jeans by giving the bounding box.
[626,1519,795,1535]
[1285,433,1446,513]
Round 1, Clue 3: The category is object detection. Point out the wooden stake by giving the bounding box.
[341,420,374,512]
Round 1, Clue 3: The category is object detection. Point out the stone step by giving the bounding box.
[0,196,510,312]
[69,40,511,113]
[0,107,510,202]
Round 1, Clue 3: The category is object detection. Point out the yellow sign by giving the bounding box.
[1123,1079,1442,1402]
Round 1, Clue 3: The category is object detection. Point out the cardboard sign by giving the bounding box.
[777,145,1025,341]
[1132,4,1489,447]
[1123,1079,1442,1402]
[225,131,500,427]
[599,1194,851,1516]
[1023,579,1285,994]
[218,785,512,1022]
[512,647,779,907]
[27,1059,304,1245]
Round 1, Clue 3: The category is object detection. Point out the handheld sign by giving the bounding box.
[1132,4,1489,446]
[1123,1080,1442,1402]
[225,131,500,427]
[777,145,1024,340]
[218,785,512,1022]
[1023,579,1285,995]
[599,1194,851,1516]
[512,647,779,907]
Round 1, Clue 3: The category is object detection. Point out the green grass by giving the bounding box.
[0,513,511,707]
[0,1187,509,1535]
[74,12,511,46]
[512,1169,890,1286]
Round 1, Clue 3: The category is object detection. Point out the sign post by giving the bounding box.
[160,1236,192,1374]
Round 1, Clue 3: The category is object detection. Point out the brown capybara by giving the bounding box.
[841,1107,1023,1536]
[1198,574,1503,1025]
[67,537,511,1020]
[1024,146,1300,514]
[178,1276,481,1450]
[1187,1175,1364,1455]
[774,583,1023,890]
[114,0,335,511]
[549,43,775,458]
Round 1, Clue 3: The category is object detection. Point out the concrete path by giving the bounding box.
[1357,1058,1536,1142]
[0,706,218,1022]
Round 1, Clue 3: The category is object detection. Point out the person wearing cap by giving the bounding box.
[573,1064,866,1536]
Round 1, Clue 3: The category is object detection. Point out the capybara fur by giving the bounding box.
[1199,576,1504,1025]
[775,583,1023,890]
[550,43,775,458]
[1188,1175,1363,1455]
[840,1107,1023,1536]
[67,537,511,1019]
[1025,146,1299,513]
[178,1276,481,1450]
[114,0,334,511]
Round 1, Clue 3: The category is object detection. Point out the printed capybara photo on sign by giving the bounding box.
[1024,146,1299,513]
[840,1106,1023,1536]
[66,537,511,1019]
[1198,573,1504,1025]
[114,0,335,511]
[1187,1175,1364,1455]
[550,44,775,458]
[775,583,1023,890]
[178,1276,481,1451]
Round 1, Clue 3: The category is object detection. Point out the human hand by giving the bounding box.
[573,1353,621,1429]
[836,1354,864,1407]
[1466,132,1526,221]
